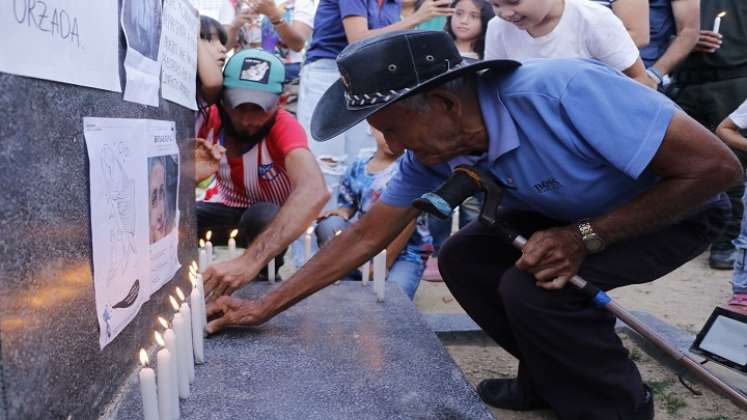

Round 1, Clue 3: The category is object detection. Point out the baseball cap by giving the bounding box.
[222,49,285,112]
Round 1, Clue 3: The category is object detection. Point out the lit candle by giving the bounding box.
[334,230,342,285]
[205,231,213,264]
[169,296,190,399]
[176,288,195,382]
[373,250,386,302]
[198,239,208,273]
[451,207,460,236]
[713,11,726,34]
[228,229,238,257]
[304,226,313,263]
[138,349,159,420]
[190,263,207,333]
[154,331,177,420]
[189,277,205,364]
[158,318,180,417]
[360,260,370,286]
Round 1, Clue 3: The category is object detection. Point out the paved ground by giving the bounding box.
[413,253,746,420]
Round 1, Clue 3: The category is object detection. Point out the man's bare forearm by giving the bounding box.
[240,184,328,271]
[650,27,699,75]
[592,113,741,244]
[259,204,418,318]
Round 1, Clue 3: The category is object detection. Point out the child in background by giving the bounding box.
[445,0,495,59]
[485,0,650,86]
[197,16,228,110]
[715,99,747,307]
[315,128,432,300]
[195,16,228,199]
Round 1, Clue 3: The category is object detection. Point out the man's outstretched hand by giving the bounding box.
[515,226,586,290]
[203,256,258,302]
[206,296,268,334]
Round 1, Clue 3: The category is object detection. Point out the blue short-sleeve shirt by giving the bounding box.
[381,58,678,222]
[306,0,401,64]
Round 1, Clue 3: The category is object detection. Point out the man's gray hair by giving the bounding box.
[397,73,478,112]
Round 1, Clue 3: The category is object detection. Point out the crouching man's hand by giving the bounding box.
[206,296,269,334]
[203,256,259,302]
[515,226,586,290]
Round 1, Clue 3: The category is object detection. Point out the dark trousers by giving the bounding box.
[196,201,285,270]
[438,200,728,420]
[672,77,747,258]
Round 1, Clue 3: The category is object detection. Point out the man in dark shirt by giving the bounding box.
[671,0,747,269]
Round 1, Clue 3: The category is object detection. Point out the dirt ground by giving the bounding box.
[413,252,746,420]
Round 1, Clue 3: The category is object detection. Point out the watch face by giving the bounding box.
[585,235,604,252]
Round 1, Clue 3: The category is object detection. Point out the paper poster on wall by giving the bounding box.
[122,0,163,106]
[160,0,200,110]
[85,118,181,349]
[0,0,120,92]
[146,123,182,291]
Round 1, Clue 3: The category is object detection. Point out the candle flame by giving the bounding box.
[139,349,149,366]
[199,238,205,248]
[176,287,186,301]
[169,295,180,311]
[154,331,165,347]
[206,230,213,241]
[230,229,239,239]
[717,11,727,18]
[158,317,169,329]
[306,226,313,235]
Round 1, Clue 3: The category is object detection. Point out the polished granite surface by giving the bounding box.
[0,68,196,419]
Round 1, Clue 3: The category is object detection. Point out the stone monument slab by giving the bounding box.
[111,282,495,419]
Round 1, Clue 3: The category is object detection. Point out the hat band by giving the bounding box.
[343,86,413,110]
[341,60,471,111]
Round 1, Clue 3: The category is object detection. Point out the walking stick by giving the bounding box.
[413,165,747,410]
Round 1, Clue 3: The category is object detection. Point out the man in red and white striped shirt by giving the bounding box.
[196,49,328,291]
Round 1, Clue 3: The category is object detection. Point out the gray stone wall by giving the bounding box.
[0,8,197,418]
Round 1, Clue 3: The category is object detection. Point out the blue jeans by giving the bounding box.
[316,215,425,299]
[731,185,747,293]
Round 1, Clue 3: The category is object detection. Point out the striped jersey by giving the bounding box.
[198,106,308,208]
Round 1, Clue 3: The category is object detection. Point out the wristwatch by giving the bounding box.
[645,66,664,87]
[577,220,605,254]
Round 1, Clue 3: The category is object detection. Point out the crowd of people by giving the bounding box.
[185,0,746,418]
[191,0,747,307]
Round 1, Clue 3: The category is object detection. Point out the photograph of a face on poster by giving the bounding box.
[148,154,178,244]
[123,0,162,61]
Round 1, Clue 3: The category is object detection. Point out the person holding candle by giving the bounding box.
[197,49,329,297]
[314,127,432,299]
[204,31,739,419]
[670,0,747,270]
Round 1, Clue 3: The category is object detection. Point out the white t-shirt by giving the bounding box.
[218,0,316,63]
[484,0,639,72]
[729,100,747,130]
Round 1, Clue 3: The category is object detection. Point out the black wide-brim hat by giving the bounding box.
[311,30,521,142]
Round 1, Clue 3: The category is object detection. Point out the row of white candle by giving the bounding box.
[138,261,207,420]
